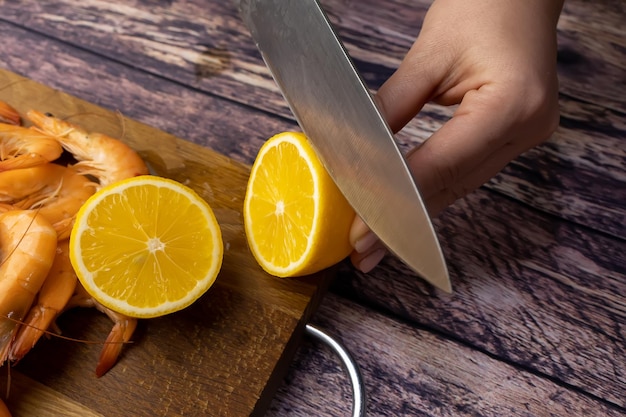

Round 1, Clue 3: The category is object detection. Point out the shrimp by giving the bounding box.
[0,123,63,171]
[7,240,135,377]
[0,164,96,239]
[0,204,16,214]
[65,283,137,377]
[9,240,77,362]
[0,210,57,365]
[0,101,20,126]
[26,110,149,186]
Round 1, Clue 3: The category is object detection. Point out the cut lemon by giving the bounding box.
[244,131,355,277]
[69,175,223,318]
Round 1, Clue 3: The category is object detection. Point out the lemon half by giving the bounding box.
[70,175,223,318]
[244,132,355,277]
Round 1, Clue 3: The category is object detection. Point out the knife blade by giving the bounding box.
[236,0,451,292]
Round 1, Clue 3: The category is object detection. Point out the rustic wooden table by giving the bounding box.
[0,0,624,416]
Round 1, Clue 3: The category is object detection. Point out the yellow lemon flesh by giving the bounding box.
[244,132,355,277]
[69,176,223,318]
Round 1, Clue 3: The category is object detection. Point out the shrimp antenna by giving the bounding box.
[114,109,127,140]
[0,315,132,346]
[63,109,128,141]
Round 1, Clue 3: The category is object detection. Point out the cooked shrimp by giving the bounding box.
[0,123,63,171]
[0,204,16,213]
[0,163,96,238]
[10,240,77,362]
[65,283,137,377]
[0,210,57,365]
[26,110,149,186]
[0,101,20,126]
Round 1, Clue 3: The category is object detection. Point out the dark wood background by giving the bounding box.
[0,0,624,416]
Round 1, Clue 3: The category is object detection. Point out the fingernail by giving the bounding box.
[358,248,386,273]
[354,231,379,254]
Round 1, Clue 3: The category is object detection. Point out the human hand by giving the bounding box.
[350,0,564,273]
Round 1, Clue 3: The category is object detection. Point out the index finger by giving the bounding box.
[406,83,557,209]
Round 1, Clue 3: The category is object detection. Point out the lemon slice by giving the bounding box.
[69,176,223,318]
[244,132,355,277]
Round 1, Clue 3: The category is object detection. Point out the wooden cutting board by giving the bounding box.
[0,69,334,417]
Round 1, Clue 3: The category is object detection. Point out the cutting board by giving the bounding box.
[0,69,334,417]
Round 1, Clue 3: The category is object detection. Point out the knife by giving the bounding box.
[236,0,451,292]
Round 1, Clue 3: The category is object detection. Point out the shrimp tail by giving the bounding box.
[9,241,77,362]
[0,101,20,126]
[95,315,137,378]
[9,306,54,359]
[65,284,137,377]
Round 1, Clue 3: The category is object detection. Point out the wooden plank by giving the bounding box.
[2,372,104,417]
[489,104,626,239]
[0,5,624,415]
[0,69,333,417]
[332,191,626,408]
[269,293,625,417]
[0,14,623,409]
[0,25,296,164]
[0,0,622,236]
[3,0,622,111]
[557,0,626,113]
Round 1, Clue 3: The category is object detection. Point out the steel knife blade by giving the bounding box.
[236,0,451,292]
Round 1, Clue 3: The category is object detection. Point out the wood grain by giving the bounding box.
[270,293,626,417]
[0,0,624,416]
[0,0,622,236]
[0,70,332,417]
[2,373,103,417]
[332,190,626,407]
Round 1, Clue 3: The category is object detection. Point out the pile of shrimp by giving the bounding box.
[0,100,149,416]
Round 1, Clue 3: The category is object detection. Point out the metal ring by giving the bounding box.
[305,323,367,417]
